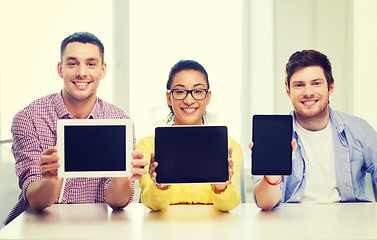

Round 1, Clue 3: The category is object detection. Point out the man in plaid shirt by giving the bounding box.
[4,32,147,225]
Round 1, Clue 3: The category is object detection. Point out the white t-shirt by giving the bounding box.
[295,120,341,203]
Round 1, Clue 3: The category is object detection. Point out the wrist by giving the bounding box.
[211,184,227,194]
[263,175,284,186]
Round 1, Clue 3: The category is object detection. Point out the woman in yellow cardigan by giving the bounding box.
[135,60,243,211]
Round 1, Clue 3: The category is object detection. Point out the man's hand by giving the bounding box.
[130,150,148,181]
[39,146,60,180]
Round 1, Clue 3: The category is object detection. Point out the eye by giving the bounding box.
[174,90,186,95]
[193,89,205,94]
[88,62,97,67]
[67,62,77,67]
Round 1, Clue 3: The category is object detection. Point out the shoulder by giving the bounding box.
[137,135,155,145]
[97,98,129,119]
[135,135,155,150]
[330,108,375,132]
[13,93,57,121]
[12,93,58,133]
[228,136,241,147]
[228,136,243,153]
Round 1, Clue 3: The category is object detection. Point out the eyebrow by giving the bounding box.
[64,57,100,62]
[291,78,324,84]
[172,83,207,89]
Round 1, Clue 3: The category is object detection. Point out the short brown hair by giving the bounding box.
[285,50,334,91]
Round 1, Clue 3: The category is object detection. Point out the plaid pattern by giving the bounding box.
[4,92,135,225]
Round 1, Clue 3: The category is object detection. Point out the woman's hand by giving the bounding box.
[149,152,170,190]
[212,147,234,194]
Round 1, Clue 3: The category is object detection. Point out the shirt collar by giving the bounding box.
[290,107,345,135]
[54,91,101,119]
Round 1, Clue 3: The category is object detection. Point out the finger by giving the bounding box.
[228,158,234,170]
[228,147,233,159]
[248,142,254,150]
[42,146,58,156]
[40,162,60,173]
[132,150,144,159]
[131,167,147,176]
[149,162,158,175]
[131,158,148,168]
[291,139,298,152]
[40,153,59,165]
[150,152,155,164]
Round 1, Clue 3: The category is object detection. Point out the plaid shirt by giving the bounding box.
[4,92,135,225]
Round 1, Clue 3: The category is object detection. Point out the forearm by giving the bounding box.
[254,176,282,211]
[141,182,172,210]
[105,177,134,208]
[26,178,63,211]
[211,184,241,211]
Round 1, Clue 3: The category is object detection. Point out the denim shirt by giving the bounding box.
[253,107,377,205]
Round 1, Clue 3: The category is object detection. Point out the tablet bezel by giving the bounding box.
[154,125,229,184]
[57,119,133,178]
[251,115,293,175]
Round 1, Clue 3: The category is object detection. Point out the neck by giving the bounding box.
[62,95,96,119]
[295,108,330,131]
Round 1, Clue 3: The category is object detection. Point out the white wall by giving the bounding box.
[273,0,354,115]
[0,0,113,140]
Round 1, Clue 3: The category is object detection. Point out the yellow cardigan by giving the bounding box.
[135,135,243,211]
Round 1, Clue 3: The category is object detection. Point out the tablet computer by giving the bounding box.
[251,115,293,175]
[154,125,229,184]
[57,119,134,178]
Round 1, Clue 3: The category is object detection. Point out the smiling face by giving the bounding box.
[58,42,106,108]
[166,70,211,125]
[286,66,334,127]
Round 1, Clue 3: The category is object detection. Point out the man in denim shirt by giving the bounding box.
[253,49,377,210]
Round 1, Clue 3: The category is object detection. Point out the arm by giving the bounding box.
[211,138,243,211]
[11,110,64,212]
[135,137,173,210]
[105,151,148,208]
[26,147,63,211]
[251,140,297,210]
[254,176,282,210]
[141,151,173,210]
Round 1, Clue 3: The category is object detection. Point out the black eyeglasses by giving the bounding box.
[169,89,209,100]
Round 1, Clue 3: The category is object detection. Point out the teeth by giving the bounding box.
[183,108,195,113]
[75,82,88,86]
[304,101,315,105]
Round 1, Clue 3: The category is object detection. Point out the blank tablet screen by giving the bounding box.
[251,115,293,175]
[155,126,229,184]
[64,125,126,172]
[57,119,133,178]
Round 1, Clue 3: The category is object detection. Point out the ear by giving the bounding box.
[166,91,172,106]
[205,90,212,106]
[57,62,63,79]
[285,85,291,99]
[328,82,335,96]
[101,63,107,79]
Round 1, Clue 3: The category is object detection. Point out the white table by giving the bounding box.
[0,202,376,240]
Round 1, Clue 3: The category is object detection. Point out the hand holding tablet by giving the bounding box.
[57,119,134,178]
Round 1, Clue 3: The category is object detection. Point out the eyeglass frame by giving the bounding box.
[168,88,209,100]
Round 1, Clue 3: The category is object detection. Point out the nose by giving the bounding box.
[303,85,315,98]
[76,65,88,79]
[183,91,195,105]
